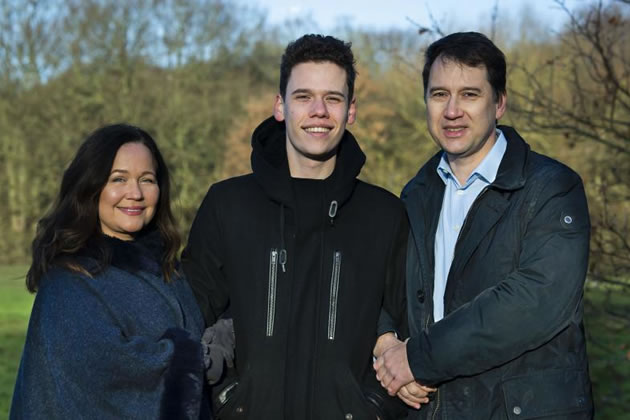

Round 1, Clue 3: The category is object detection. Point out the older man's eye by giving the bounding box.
[463,91,479,97]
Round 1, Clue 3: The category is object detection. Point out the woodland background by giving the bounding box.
[0,0,628,417]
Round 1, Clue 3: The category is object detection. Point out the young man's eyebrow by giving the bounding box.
[290,88,346,98]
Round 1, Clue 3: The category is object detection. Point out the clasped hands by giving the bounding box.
[373,333,436,409]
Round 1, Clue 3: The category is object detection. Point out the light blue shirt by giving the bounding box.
[433,130,507,321]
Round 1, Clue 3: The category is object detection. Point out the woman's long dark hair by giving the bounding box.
[26,124,181,292]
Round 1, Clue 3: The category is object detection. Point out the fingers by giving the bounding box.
[406,381,435,398]
[396,381,435,409]
[373,341,415,396]
[397,387,425,409]
[373,361,398,395]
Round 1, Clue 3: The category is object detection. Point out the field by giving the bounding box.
[0,266,33,418]
[0,266,627,418]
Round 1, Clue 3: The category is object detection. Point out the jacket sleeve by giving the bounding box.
[382,204,410,338]
[10,272,205,420]
[366,203,410,419]
[407,166,590,386]
[181,184,230,327]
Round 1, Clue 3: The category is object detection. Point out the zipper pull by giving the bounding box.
[279,249,287,272]
[328,200,338,226]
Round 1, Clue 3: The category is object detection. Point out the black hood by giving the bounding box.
[250,116,366,209]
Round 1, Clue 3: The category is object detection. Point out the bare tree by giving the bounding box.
[510,1,630,413]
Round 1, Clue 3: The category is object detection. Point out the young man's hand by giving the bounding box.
[373,339,414,395]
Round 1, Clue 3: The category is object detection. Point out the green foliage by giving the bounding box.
[585,284,630,418]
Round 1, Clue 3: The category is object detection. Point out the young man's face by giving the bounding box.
[425,57,506,166]
[274,61,356,172]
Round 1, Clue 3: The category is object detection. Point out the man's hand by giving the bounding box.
[397,381,436,409]
[373,332,402,358]
[373,338,415,396]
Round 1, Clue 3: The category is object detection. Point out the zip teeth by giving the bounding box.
[266,249,278,337]
[328,251,342,340]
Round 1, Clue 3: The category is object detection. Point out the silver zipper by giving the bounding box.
[327,251,342,340]
[266,249,278,337]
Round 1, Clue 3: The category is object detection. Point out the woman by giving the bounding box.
[10,124,210,419]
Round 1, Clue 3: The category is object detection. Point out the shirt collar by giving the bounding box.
[436,129,507,187]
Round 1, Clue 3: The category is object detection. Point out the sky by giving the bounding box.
[245,0,583,35]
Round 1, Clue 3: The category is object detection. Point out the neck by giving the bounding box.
[287,150,336,180]
[447,132,497,185]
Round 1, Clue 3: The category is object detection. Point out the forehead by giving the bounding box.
[427,57,490,88]
[286,61,348,94]
[112,142,156,169]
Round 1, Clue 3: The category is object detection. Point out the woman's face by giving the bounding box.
[98,142,160,241]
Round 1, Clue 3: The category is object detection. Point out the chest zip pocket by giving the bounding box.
[266,249,279,337]
[327,251,342,340]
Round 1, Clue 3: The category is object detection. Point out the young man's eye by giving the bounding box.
[295,95,310,101]
[326,96,342,103]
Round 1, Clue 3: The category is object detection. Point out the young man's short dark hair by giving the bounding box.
[422,31,506,101]
[279,34,357,101]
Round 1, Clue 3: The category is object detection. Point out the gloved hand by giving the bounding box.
[201,318,235,385]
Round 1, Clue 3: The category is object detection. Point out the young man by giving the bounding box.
[183,34,408,419]
[374,32,593,419]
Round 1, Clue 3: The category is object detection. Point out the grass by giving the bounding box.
[0,266,627,419]
[0,265,32,418]
[584,285,630,419]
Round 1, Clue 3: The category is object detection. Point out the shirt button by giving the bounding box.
[345,414,353,420]
[416,290,425,303]
[456,189,465,195]
[454,225,461,231]
[513,406,522,415]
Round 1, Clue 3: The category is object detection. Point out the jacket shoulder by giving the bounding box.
[526,151,584,189]
[355,180,405,212]
[208,173,256,195]
[39,265,90,293]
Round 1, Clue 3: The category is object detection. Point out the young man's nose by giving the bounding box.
[309,97,329,117]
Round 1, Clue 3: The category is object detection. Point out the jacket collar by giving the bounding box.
[78,230,165,277]
[250,116,365,210]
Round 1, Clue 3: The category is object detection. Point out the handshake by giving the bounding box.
[372,333,436,410]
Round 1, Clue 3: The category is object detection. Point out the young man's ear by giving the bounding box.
[347,97,357,125]
[274,94,285,122]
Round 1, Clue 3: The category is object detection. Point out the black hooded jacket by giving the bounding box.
[182,117,408,420]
